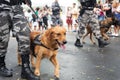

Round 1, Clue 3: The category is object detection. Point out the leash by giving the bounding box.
[29,6,39,18]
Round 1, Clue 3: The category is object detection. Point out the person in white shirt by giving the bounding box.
[112,1,120,36]
[24,9,33,29]
[71,3,79,32]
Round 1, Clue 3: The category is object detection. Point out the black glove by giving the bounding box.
[80,8,85,16]
[22,0,32,7]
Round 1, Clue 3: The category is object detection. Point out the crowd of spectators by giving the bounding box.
[24,0,120,37]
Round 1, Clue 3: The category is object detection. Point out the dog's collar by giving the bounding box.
[33,34,58,51]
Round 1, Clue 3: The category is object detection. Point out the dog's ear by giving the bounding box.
[49,28,55,38]
[45,28,54,40]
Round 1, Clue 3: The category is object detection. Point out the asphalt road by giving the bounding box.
[0,32,120,80]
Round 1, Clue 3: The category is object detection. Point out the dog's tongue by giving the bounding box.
[60,44,66,49]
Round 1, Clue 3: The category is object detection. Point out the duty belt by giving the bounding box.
[83,6,94,10]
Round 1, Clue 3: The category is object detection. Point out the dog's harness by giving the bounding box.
[33,34,50,50]
[31,34,58,57]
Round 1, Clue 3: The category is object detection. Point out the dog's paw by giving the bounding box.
[34,70,40,76]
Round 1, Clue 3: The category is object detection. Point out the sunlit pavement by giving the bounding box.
[0,31,120,80]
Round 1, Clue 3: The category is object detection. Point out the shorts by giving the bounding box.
[66,17,72,25]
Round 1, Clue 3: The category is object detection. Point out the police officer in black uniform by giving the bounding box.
[0,0,40,80]
[75,0,109,48]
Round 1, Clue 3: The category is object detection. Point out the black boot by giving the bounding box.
[21,54,40,80]
[98,38,110,48]
[0,56,13,77]
[74,39,83,47]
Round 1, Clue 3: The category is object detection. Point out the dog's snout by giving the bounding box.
[63,41,67,44]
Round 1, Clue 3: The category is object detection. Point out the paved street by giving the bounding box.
[0,32,120,80]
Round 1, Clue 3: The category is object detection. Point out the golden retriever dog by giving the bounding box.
[18,26,67,79]
[82,17,116,44]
